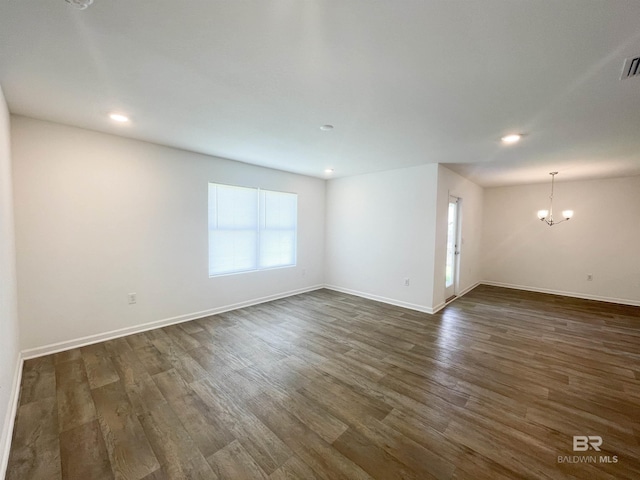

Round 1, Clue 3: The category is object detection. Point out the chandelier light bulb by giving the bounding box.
[562,210,574,220]
[537,210,549,220]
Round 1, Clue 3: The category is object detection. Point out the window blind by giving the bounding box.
[208,183,297,276]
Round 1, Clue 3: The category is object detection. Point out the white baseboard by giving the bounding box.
[324,285,437,314]
[430,281,482,314]
[324,282,483,315]
[0,352,23,480]
[22,285,324,360]
[481,281,640,307]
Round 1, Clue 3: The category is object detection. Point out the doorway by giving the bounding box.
[445,195,460,301]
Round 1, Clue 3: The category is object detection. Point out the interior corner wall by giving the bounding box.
[0,88,20,478]
[324,163,439,312]
[432,165,484,310]
[11,115,326,353]
[482,175,640,305]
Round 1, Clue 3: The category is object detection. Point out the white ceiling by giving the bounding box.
[1,1,640,187]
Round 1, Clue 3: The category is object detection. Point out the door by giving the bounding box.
[445,195,460,301]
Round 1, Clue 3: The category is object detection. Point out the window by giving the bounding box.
[208,183,297,276]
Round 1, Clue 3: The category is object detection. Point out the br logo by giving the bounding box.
[573,436,602,452]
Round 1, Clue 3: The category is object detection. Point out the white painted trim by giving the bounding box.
[324,285,436,314]
[19,281,495,361]
[22,285,324,360]
[431,281,482,314]
[324,282,483,316]
[0,353,23,480]
[481,281,640,307]
[430,302,446,314]
[457,281,482,300]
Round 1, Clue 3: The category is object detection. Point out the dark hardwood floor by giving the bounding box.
[6,285,640,479]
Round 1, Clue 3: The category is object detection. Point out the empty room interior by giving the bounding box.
[1,1,640,479]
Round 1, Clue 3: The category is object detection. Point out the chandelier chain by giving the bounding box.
[537,172,573,226]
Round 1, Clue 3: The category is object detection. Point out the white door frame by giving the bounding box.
[445,195,461,301]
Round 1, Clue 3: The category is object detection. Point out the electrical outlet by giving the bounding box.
[128,292,137,304]
[586,274,593,282]
[404,278,410,286]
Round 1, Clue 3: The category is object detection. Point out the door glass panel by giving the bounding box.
[446,201,457,288]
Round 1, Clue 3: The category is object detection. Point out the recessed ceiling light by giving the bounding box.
[109,113,130,123]
[324,168,335,174]
[501,134,522,144]
[320,124,334,131]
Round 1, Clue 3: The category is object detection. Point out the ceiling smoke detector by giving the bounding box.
[65,0,94,10]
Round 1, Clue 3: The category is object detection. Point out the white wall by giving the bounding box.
[0,88,20,477]
[432,165,484,310]
[325,164,439,312]
[12,116,326,352]
[482,175,640,305]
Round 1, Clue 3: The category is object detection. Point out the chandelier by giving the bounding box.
[537,172,574,226]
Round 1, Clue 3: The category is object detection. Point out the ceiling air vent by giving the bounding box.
[621,56,640,80]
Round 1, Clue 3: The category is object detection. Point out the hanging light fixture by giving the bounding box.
[537,172,574,226]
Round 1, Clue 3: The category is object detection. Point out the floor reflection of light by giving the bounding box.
[438,309,460,340]
[435,308,461,359]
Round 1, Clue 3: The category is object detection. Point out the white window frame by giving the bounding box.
[208,183,297,277]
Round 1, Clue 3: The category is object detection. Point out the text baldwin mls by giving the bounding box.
[557,436,618,464]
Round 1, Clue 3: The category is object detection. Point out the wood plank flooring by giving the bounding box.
[6,285,640,479]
